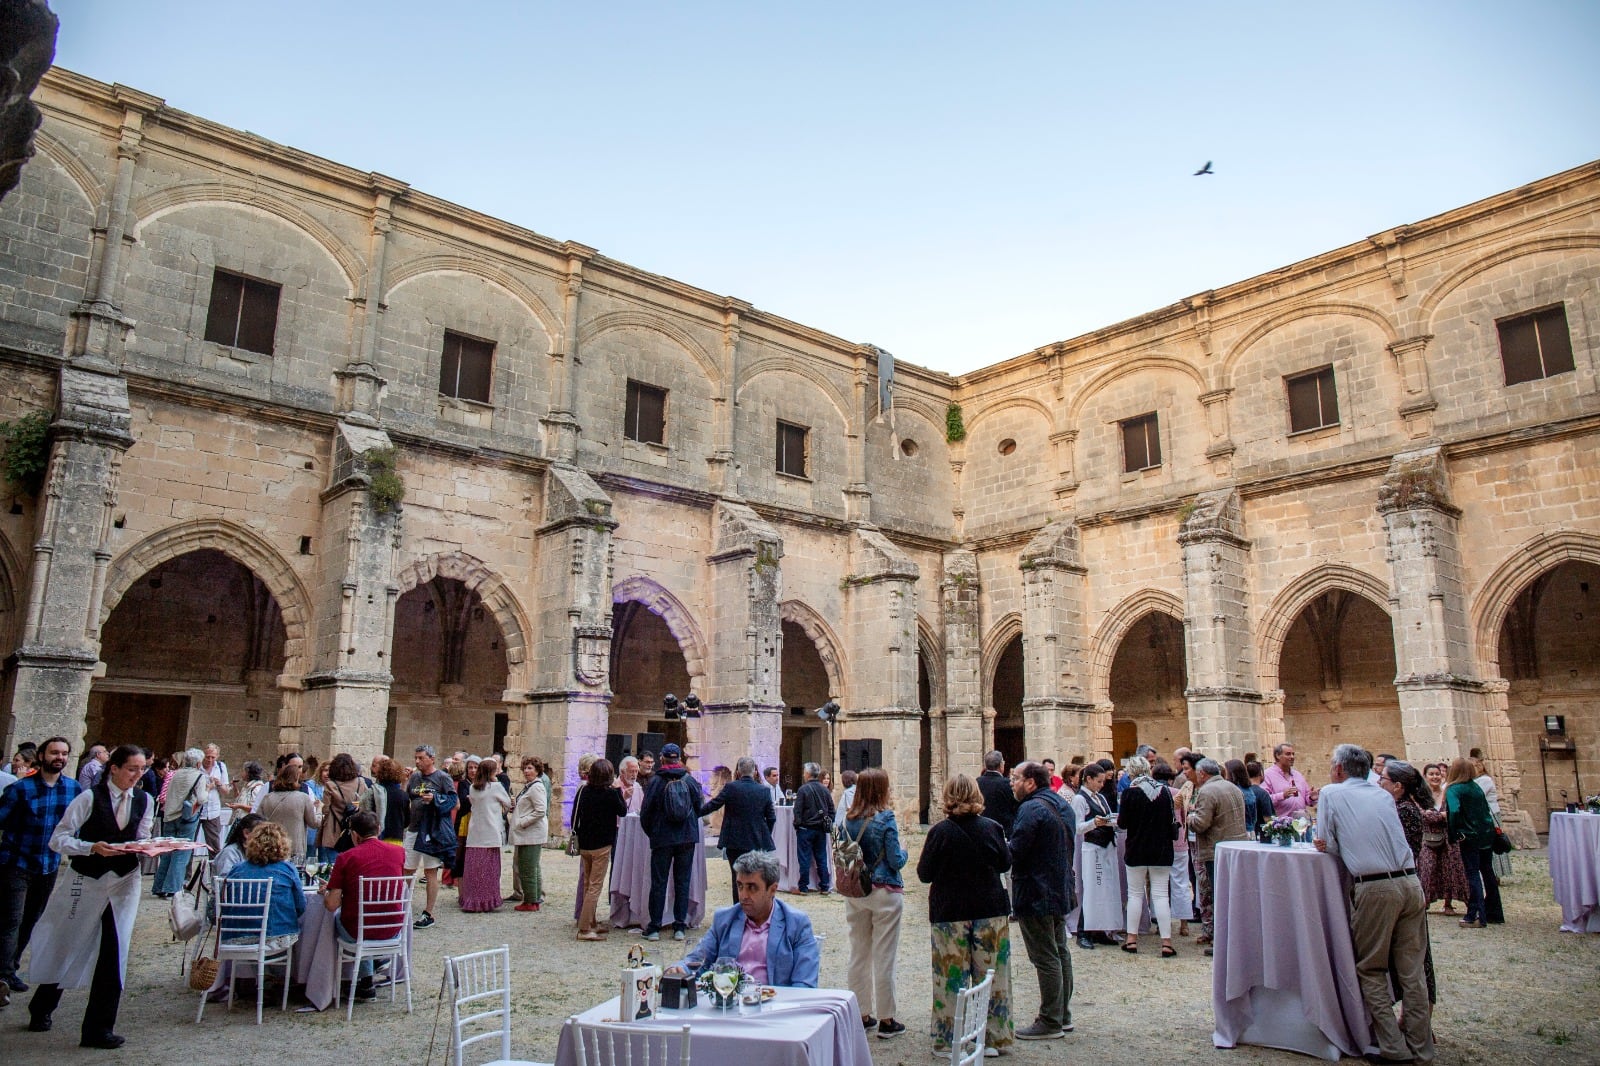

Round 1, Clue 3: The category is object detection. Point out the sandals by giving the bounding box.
[1121,940,1138,953]
[1160,945,1178,958]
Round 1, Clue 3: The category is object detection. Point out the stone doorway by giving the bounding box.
[1278,590,1402,773]
[1108,611,1190,761]
[390,576,511,759]
[991,634,1025,766]
[779,619,829,794]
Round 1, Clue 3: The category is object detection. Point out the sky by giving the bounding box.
[47,1,1600,376]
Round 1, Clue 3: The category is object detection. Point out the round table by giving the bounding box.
[1548,812,1600,933]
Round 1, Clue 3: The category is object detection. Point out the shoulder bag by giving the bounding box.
[566,785,585,856]
[832,818,872,898]
[169,857,208,942]
[188,909,222,991]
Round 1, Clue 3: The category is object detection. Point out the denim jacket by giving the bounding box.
[844,809,907,888]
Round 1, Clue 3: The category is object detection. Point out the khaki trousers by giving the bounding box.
[578,846,611,934]
[1350,875,1434,1063]
[844,888,903,1019]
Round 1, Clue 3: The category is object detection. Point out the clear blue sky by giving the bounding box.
[50,1,1600,375]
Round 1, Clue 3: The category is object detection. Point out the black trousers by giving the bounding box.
[0,866,58,979]
[724,847,750,904]
[648,843,695,931]
[29,905,123,1040]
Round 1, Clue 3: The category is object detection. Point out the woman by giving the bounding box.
[617,756,646,815]
[573,758,627,940]
[214,813,266,882]
[842,767,909,1039]
[373,757,410,844]
[318,753,367,860]
[258,762,321,862]
[1419,761,1468,914]
[1069,762,1122,948]
[219,821,305,954]
[916,774,1013,1056]
[1379,761,1437,1003]
[228,761,268,817]
[511,756,549,912]
[1244,761,1275,825]
[1118,756,1176,956]
[461,757,514,912]
[1469,750,1502,818]
[1446,757,1503,928]
[153,748,211,898]
[1224,759,1262,835]
[1059,763,1081,803]
[1154,761,1194,938]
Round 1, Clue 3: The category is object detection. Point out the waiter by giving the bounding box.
[26,744,151,1050]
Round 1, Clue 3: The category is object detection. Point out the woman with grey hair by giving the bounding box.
[1117,756,1176,956]
[152,748,210,897]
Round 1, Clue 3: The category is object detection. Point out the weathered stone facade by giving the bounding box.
[1,69,1595,836]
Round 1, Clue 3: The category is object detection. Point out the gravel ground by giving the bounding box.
[4,834,1597,1064]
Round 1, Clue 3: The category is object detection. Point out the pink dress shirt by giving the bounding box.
[736,916,770,984]
[1263,764,1312,818]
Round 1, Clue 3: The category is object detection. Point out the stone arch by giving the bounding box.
[779,599,848,702]
[737,358,854,432]
[613,576,709,689]
[963,395,1056,437]
[979,612,1023,710]
[1257,564,1393,690]
[101,520,311,681]
[1065,356,1208,428]
[385,255,561,352]
[1470,530,1600,679]
[889,393,947,436]
[1220,303,1401,385]
[398,551,533,690]
[1419,233,1600,328]
[580,310,724,392]
[32,128,104,206]
[916,614,945,712]
[132,181,364,298]
[1090,589,1186,705]
[0,528,23,655]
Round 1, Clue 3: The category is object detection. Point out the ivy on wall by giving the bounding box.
[364,446,405,513]
[0,410,51,496]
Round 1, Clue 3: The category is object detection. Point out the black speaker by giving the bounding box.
[636,732,666,761]
[839,739,882,773]
[605,733,631,767]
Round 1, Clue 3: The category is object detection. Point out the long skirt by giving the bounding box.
[460,846,504,912]
[1077,842,1124,932]
[1419,840,1468,907]
[930,915,1013,1052]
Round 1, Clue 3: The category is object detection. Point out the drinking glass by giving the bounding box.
[737,976,761,1014]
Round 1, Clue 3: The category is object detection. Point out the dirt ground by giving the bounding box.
[3,834,1597,1065]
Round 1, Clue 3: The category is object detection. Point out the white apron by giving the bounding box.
[25,862,141,989]
[1070,792,1124,932]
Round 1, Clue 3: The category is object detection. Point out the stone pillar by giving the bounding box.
[843,351,872,525]
[1019,521,1096,760]
[702,501,784,774]
[707,299,750,496]
[839,528,920,825]
[296,423,402,765]
[1178,488,1263,759]
[541,244,595,463]
[528,465,616,829]
[940,551,985,777]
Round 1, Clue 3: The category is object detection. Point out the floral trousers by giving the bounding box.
[929,915,1013,1052]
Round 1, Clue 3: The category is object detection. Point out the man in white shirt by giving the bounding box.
[764,766,783,805]
[1315,744,1433,1065]
[199,743,231,853]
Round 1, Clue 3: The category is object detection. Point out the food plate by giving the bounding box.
[760,986,777,1001]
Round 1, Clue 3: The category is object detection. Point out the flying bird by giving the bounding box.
[1193,161,1214,176]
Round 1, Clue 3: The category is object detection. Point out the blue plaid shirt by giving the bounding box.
[0,775,84,875]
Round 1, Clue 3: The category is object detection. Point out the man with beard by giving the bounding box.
[0,737,81,1007]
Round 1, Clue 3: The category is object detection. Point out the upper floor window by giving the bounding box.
[1498,305,1575,386]
[1286,365,1340,434]
[625,379,667,445]
[203,268,280,355]
[1121,412,1162,473]
[439,331,494,403]
[776,420,809,478]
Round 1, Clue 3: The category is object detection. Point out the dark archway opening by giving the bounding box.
[390,576,510,758]
[779,619,830,794]
[1108,611,1189,761]
[992,634,1025,767]
[1279,590,1401,773]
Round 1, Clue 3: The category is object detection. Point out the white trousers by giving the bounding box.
[1127,865,1173,939]
[1169,851,1195,921]
[844,888,903,1019]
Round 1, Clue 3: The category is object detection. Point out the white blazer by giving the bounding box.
[510,780,549,846]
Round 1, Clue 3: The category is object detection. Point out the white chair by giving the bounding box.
[572,1019,691,1066]
[945,968,995,1066]
[197,876,296,1025]
[334,874,413,1020]
[446,945,549,1066]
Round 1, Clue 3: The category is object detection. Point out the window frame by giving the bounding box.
[1284,364,1341,435]
[1120,412,1162,474]
[438,329,496,405]
[1497,304,1575,386]
[202,268,281,355]
[775,419,810,479]
[624,379,669,446]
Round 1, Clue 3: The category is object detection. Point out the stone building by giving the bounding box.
[1,68,1595,834]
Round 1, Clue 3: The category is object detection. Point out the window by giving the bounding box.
[438,331,494,403]
[1121,412,1162,473]
[624,379,667,444]
[203,268,280,355]
[1286,365,1340,433]
[1498,305,1575,385]
[776,420,809,478]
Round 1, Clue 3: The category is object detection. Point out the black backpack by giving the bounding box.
[663,776,695,824]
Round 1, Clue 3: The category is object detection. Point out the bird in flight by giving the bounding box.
[1193,161,1214,176]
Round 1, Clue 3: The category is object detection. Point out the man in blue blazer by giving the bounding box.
[698,756,776,902]
[666,851,819,988]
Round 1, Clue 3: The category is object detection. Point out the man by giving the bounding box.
[1185,756,1247,954]
[26,745,151,1049]
[977,751,1018,837]
[1263,743,1317,818]
[834,770,857,830]
[763,765,782,805]
[1316,745,1433,1065]
[1008,760,1077,1040]
[640,743,705,941]
[0,737,82,1004]
[637,750,656,785]
[791,763,834,894]
[1042,758,1062,792]
[321,810,405,1003]
[198,742,231,853]
[699,757,776,902]
[75,745,107,791]
[402,745,457,929]
[665,850,819,987]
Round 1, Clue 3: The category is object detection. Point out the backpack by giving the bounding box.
[832,818,872,898]
[663,776,695,825]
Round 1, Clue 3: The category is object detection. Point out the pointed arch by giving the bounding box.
[398,551,533,690]
[1065,355,1208,428]
[1471,531,1600,678]
[779,599,848,703]
[32,128,104,206]
[102,520,311,681]
[1090,589,1186,705]
[613,576,709,687]
[916,614,945,712]
[1257,564,1393,690]
[1419,233,1600,327]
[385,255,561,352]
[580,310,724,392]
[980,612,1023,710]
[737,358,854,431]
[1220,303,1401,384]
[0,528,23,656]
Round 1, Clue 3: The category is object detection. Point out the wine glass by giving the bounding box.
[710,957,739,1008]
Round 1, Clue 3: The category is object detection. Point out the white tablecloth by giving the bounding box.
[555,987,872,1066]
[773,806,822,893]
[1549,812,1600,933]
[1211,841,1372,1060]
[608,815,708,929]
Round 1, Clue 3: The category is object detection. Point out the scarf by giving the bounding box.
[1132,775,1162,801]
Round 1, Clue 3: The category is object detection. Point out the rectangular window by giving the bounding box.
[1498,305,1575,386]
[1286,365,1341,433]
[1121,412,1162,473]
[438,331,495,403]
[202,268,280,355]
[624,379,667,444]
[776,420,809,478]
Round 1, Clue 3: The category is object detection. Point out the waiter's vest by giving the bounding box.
[70,782,148,879]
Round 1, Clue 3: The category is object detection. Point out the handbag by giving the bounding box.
[832,817,872,898]
[169,858,207,942]
[566,785,585,857]
[188,913,221,992]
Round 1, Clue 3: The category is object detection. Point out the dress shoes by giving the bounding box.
[27,1014,52,1032]
[1076,934,1096,949]
[81,1033,126,1050]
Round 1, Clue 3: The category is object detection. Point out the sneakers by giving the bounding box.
[1015,1021,1065,1041]
[862,1015,878,1030]
[642,929,661,941]
[413,911,436,929]
[672,928,686,941]
[354,977,377,1002]
[876,1019,906,1039]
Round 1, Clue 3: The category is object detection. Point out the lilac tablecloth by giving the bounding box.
[1549,812,1600,933]
[555,987,872,1066]
[774,806,822,893]
[608,814,707,929]
[1212,841,1372,1060]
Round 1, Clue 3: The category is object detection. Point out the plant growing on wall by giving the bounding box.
[945,402,966,444]
[0,410,51,496]
[364,446,405,513]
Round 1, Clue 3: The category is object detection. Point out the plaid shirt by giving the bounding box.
[0,775,84,875]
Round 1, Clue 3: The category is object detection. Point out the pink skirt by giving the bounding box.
[460,847,504,912]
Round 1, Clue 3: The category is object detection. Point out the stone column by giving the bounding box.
[940,551,985,777]
[1178,488,1263,759]
[702,501,785,774]
[707,299,750,496]
[838,528,921,825]
[1019,521,1096,760]
[541,244,595,463]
